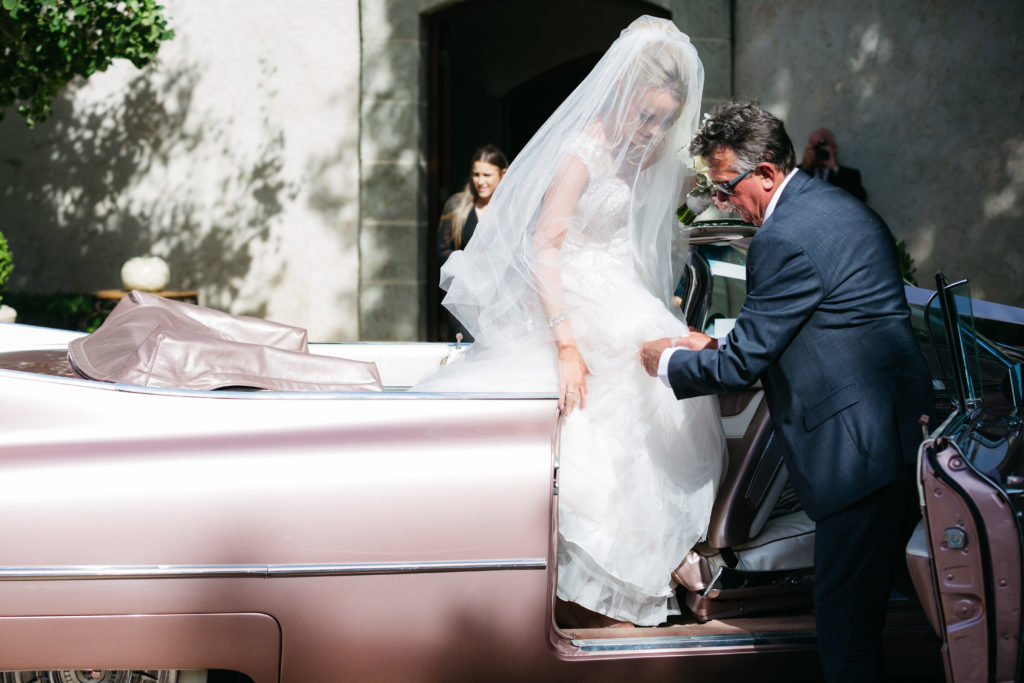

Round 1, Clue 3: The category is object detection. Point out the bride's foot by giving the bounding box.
[606,620,635,628]
[556,599,634,629]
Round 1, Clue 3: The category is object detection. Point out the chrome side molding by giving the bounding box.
[0,558,547,581]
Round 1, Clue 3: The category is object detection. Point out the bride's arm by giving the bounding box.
[532,154,590,415]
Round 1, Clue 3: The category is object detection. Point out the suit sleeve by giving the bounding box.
[668,231,825,398]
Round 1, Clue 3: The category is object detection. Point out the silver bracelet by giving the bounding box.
[547,311,570,328]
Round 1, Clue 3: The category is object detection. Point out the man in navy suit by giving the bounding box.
[641,101,932,682]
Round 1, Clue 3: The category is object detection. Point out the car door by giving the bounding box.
[914,273,1024,683]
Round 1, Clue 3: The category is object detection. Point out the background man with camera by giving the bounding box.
[799,127,868,202]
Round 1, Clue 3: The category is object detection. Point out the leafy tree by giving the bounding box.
[0,231,12,305]
[0,0,173,127]
[895,238,918,286]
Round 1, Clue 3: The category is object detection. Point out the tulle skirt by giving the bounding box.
[556,355,725,625]
[414,251,726,626]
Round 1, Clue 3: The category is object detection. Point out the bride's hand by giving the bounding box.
[557,340,589,416]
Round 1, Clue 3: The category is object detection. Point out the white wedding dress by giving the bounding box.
[415,133,727,626]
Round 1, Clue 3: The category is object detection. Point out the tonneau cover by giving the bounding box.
[68,290,382,392]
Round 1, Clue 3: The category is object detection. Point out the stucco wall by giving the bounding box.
[8,1,1011,342]
[733,0,1024,307]
[0,0,363,340]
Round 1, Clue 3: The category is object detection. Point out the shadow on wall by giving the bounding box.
[304,134,362,340]
[737,2,1024,307]
[0,59,294,320]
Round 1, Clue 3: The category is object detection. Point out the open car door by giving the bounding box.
[910,273,1024,682]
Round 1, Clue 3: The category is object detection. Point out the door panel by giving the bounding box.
[920,437,1022,682]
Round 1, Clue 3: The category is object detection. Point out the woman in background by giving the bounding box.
[436,144,509,341]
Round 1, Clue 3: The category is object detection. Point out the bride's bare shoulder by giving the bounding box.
[565,124,612,177]
[580,121,611,146]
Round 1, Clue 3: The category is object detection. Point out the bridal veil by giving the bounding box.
[438,16,704,352]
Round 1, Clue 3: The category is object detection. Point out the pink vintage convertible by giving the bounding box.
[0,225,1019,683]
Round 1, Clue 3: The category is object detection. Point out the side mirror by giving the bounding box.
[1003,362,1023,409]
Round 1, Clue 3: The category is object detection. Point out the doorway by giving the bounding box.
[425,0,671,340]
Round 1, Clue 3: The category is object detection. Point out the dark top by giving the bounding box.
[436,192,479,265]
[799,164,867,203]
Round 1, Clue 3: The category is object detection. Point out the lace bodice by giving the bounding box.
[564,134,632,247]
[558,133,637,294]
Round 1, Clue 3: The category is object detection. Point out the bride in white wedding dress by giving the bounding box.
[413,16,726,627]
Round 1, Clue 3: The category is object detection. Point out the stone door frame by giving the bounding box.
[357,0,730,340]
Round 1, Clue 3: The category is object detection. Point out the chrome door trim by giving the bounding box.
[572,631,817,651]
[0,558,547,581]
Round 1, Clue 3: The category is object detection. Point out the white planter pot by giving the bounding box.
[121,256,170,292]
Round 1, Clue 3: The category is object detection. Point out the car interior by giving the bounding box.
[554,226,935,652]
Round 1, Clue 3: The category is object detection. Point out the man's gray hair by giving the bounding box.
[689,99,796,173]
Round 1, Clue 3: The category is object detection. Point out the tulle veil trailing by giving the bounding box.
[436,16,704,358]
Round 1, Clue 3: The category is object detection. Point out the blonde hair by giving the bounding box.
[440,145,509,249]
[636,40,688,101]
[622,15,690,100]
[604,39,689,153]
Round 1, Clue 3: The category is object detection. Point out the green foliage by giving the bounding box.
[0,231,12,305]
[0,0,174,127]
[3,290,106,331]
[895,238,918,286]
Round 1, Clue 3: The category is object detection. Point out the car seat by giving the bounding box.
[673,389,816,621]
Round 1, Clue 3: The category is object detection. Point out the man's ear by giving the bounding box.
[756,162,780,190]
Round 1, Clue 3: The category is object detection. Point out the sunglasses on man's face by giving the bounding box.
[712,168,754,197]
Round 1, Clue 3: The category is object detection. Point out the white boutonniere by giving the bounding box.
[678,155,714,225]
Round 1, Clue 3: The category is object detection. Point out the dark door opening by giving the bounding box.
[425,0,670,340]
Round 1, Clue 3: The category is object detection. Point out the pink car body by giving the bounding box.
[0,320,941,683]
[2,232,1018,682]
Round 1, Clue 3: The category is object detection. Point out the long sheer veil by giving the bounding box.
[439,16,703,354]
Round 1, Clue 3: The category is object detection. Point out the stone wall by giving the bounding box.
[358,0,429,340]
[733,0,1024,306]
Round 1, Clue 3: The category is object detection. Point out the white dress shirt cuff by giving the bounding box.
[657,347,679,388]
[657,338,727,388]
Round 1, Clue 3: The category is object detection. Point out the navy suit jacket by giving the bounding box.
[668,172,932,520]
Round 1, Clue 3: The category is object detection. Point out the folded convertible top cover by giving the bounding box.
[68,290,382,392]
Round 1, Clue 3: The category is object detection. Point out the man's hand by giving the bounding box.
[640,337,674,377]
[679,327,718,351]
[640,329,719,377]
[801,142,839,173]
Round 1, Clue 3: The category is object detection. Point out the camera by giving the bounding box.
[814,140,831,162]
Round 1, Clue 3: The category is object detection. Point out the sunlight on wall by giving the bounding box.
[0,0,364,340]
[735,0,1024,307]
[984,138,1024,220]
